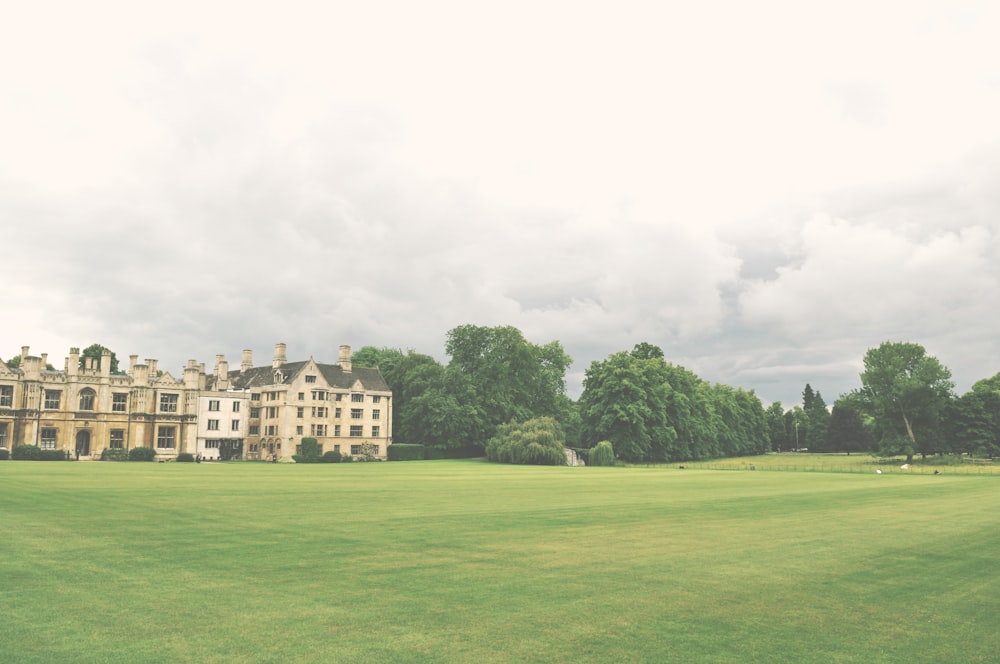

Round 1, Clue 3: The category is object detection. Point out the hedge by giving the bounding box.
[177,453,195,462]
[11,445,70,461]
[387,444,425,461]
[128,447,156,462]
[101,448,129,462]
[0,448,9,460]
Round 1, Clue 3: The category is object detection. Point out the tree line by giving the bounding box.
[11,331,997,464]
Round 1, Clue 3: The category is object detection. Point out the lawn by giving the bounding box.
[2,459,999,663]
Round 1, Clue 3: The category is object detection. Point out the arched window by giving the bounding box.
[79,388,96,411]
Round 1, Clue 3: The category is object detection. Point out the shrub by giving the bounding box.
[321,450,342,463]
[0,448,9,460]
[176,453,195,463]
[589,441,615,466]
[12,445,43,460]
[101,448,129,462]
[129,447,156,462]
[387,444,425,461]
[486,417,567,466]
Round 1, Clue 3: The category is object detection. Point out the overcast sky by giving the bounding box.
[3,0,999,408]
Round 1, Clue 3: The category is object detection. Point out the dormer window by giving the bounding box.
[305,375,317,383]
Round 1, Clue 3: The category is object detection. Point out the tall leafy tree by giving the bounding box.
[857,341,954,463]
[804,387,831,451]
[765,402,790,452]
[825,400,871,454]
[445,325,572,440]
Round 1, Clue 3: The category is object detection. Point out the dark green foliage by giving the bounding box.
[100,448,129,462]
[589,440,615,466]
[321,450,342,463]
[857,341,954,462]
[0,448,9,460]
[293,437,324,463]
[80,343,125,375]
[387,444,426,461]
[825,401,872,454]
[128,447,156,462]
[11,446,67,461]
[945,388,1000,457]
[486,417,567,465]
[176,453,195,462]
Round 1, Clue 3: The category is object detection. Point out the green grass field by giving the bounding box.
[2,458,999,663]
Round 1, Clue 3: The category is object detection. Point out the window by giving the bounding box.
[298,392,305,400]
[334,393,343,402]
[267,391,280,401]
[373,395,381,404]
[249,425,259,435]
[231,420,240,431]
[372,426,380,438]
[0,385,12,407]
[157,426,176,448]
[350,425,363,437]
[207,419,220,431]
[79,388,95,411]
[312,390,327,401]
[250,407,260,419]
[205,440,220,449]
[251,393,261,402]
[311,423,327,436]
[159,393,178,413]
[351,393,364,403]
[41,428,58,449]
[334,425,341,437]
[265,425,277,436]
[266,407,278,418]
[208,400,220,411]
[297,407,304,418]
[334,444,340,452]
[109,429,124,449]
[312,406,328,418]
[351,408,363,420]
[335,408,341,418]
[232,401,240,412]
[351,444,362,455]
[296,425,303,435]
[305,375,317,383]
[0,422,8,446]
[45,390,61,409]
[112,393,128,412]
[372,409,380,420]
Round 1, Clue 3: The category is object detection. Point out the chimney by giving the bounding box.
[146,359,158,377]
[129,354,138,373]
[241,349,253,373]
[100,348,111,376]
[21,346,29,361]
[40,353,48,369]
[338,345,352,373]
[273,342,287,369]
[68,347,80,377]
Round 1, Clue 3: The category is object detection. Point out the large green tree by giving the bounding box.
[824,400,872,454]
[857,341,954,463]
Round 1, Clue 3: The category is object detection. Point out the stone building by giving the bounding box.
[0,346,201,459]
[207,343,392,460]
[0,343,392,461]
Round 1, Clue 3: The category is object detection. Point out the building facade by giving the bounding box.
[0,343,392,461]
[209,344,392,460]
[0,346,201,459]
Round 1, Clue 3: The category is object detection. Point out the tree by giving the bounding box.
[825,401,871,454]
[445,325,572,440]
[765,402,791,452]
[803,386,830,451]
[945,389,1000,458]
[485,417,567,465]
[579,349,672,462]
[80,343,125,375]
[589,440,615,466]
[857,341,954,463]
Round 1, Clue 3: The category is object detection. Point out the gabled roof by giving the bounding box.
[206,361,389,393]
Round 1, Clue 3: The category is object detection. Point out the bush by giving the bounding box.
[11,445,67,461]
[589,441,615,466]
[0,448,10,460]
[129,447,156,462]
[486,417,567,466]
[101,448,129,462]
[321,450,342,463]
[387,444,425,461]
[176,453,195,462]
